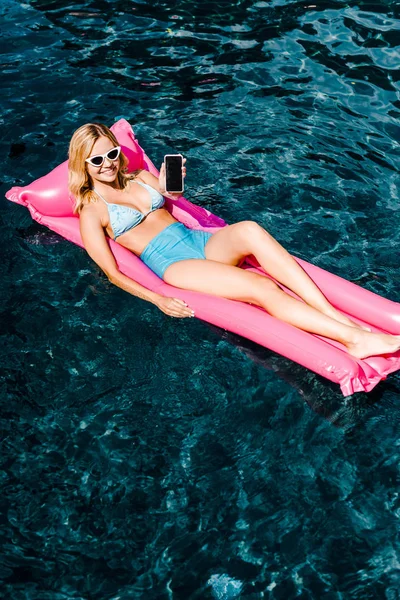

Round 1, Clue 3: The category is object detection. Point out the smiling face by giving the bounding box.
[85,135,121,185]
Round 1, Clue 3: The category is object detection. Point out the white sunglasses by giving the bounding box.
[85,145,121,167]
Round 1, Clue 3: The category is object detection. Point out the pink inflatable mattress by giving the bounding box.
[6,118,400,396]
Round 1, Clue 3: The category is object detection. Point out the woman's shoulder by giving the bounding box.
[130,169,158,186]
[128,168,146,182]
[80,197,101,219]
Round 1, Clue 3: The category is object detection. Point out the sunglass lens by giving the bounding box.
[107,148,119,160]
[90,156,103,166]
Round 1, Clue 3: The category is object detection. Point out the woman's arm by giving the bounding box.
[79,210,194,318]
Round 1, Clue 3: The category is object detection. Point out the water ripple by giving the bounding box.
[2,0,400,598]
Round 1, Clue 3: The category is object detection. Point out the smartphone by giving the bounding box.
[164,154,184,194]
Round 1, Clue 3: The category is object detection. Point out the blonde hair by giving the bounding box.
[68,123,141,215]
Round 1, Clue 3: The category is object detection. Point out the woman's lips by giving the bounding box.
[102,167,116,174]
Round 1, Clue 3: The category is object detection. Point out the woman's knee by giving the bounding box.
[235,220,269,244]
[250,275,280,304]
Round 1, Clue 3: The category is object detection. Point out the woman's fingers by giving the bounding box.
[158,163,167,193]
[158,297,195,318]
[171,298,195,318]
[171,311,191,318]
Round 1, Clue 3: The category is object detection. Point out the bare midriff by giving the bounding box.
[96,175,179,255]
[111,208,178,256]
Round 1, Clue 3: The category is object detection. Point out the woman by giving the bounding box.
[69,123,400,360]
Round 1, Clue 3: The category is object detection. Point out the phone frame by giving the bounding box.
[164,153,184,194]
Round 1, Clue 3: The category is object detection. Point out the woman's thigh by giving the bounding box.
[203,222,252,265]
[163,258,276,303]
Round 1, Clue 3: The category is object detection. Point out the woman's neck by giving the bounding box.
[92,177,124,195]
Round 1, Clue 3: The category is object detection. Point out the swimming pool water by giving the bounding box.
[1,0,400,598]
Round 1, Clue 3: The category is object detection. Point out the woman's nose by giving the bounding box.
[103,156,113,167]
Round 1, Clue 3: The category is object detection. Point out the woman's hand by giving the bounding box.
[156,296,195,318]
[159,157,187,200]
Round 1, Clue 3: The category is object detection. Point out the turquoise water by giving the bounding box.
[1,0,400,598]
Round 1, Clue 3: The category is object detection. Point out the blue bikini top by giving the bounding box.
[93,180,165,240]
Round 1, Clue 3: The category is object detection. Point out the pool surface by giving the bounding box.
[1,0,400,598]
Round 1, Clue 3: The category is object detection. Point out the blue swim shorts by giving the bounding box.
[140,222,213,279]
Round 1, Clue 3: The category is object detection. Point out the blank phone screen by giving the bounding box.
[165,155,183,192]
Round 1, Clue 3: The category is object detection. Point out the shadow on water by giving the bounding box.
[206,323,400,430]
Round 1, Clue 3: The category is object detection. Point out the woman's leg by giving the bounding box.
[204,221,366,330]
[163,259,400,359]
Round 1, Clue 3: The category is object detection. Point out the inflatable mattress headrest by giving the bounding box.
[6,119,146,218]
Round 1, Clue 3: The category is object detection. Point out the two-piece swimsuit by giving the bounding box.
[93,179,212,279]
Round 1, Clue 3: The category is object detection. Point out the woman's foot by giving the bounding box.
[345,330,400,359]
